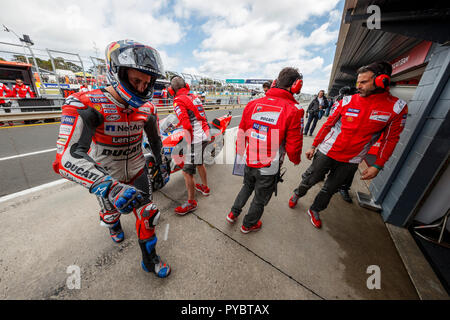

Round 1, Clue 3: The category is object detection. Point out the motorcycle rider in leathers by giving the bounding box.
[52,40,171,278]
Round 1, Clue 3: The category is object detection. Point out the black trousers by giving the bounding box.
[231,165,277,228]
[304,114,319,135]
[294,151,358,212]
[339,165,358,191]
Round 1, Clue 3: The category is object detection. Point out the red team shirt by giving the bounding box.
[236,87,304,168]
[313,91,408,167]
[0,83,11,104]
[11,84,35,98]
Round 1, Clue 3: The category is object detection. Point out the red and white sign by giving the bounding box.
[390,41,432,75]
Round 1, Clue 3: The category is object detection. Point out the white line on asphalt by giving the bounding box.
[163,223,170,241]
[0,148,57,161]
[0,127,241,203]
[0,179,68,204]
[232,115,242,118]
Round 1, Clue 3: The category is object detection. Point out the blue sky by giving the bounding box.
[0,0,344,94]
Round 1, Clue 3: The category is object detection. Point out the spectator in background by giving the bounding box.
[0,82,13,126]
[262,81,271,94]
[318,91,329,120]
[304,90,328,136]
[11,78,35,98]
[325,97,334,117]
[79,84,88,92]
[0,82,12,113]
[161,85,168,106]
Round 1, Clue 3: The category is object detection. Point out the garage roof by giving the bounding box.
[328,0,450,96]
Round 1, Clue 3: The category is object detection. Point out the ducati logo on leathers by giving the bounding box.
[63,161,100,180]
[101,144,141,157]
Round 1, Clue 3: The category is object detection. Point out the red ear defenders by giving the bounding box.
[168,82,190,96]
[374,73,390,89]
[290,78,303,94]
[271,78,303,94]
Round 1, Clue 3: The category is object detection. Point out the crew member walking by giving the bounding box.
[227,67,304,233]
[289,61,408,229]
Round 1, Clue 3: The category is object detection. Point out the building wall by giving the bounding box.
[370,44,450,226]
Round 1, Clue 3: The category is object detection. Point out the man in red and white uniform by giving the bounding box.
[0,82,12,125]
[227,67,304,233]
[0,82,11,111]
[52,40,171,278]
[169,76,211,215]
[79,84,88,92]
[11,79,35,98]
[161,86,168,106]
[289,61,408,229]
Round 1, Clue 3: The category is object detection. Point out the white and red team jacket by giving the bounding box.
[0,82,11,104]
[236,88,304,169]
[52,89,162,189]
[313,91,408,168]
[173,87,210,144]
[11,84,35,98]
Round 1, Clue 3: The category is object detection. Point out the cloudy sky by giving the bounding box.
[0,0,344,94]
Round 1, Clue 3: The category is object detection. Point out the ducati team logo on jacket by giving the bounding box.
[251,104,282,125]
[369,110,391,122]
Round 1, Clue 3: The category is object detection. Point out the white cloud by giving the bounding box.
[171,0,340,91]
[0,0,182,59]
[0,0,343,93]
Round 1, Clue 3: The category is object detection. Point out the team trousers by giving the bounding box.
[231,165,277,228]
[294,151,359,212]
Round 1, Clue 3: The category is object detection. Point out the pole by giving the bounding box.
[76,54,88,87]
[26,43,46,95]
[46,49,61,94]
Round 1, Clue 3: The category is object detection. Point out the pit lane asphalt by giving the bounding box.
[0,107,244,197]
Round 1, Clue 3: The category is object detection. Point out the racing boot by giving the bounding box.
[109,220,125,243]
[139,236,171,278]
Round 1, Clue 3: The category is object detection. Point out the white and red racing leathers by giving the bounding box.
[312,91,408,167]
[52,88,162,189]
[11,84,35,98]
[172,87,210,144]
[236,87,304,169]
[0,82,11,104]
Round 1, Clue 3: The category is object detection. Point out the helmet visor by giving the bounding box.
[110,45,165,78]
